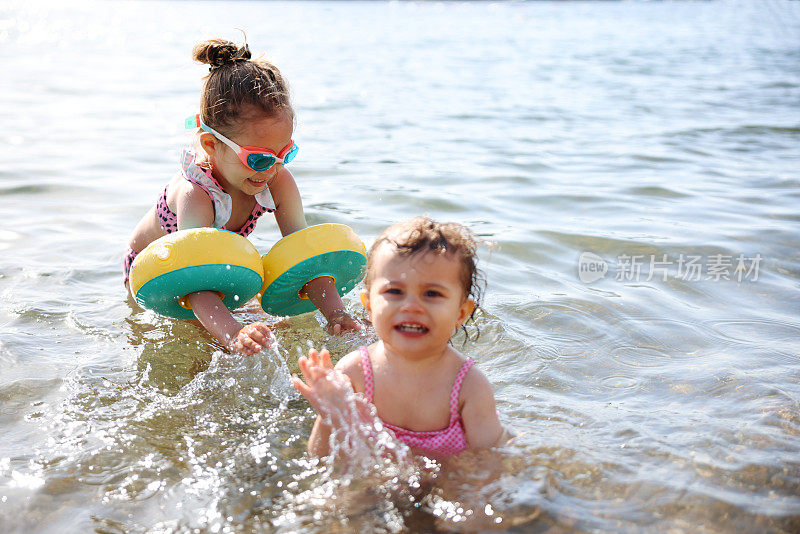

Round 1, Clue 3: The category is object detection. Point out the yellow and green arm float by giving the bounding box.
[128,224,366,320]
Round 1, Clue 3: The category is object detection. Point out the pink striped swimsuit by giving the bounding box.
[359,346,473,457]
[123,150,274,284]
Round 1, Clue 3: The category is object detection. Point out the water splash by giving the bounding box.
[268,366,458,531]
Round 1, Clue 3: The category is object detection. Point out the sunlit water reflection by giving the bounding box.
[1,0,799,532]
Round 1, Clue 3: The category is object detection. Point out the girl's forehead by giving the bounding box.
[371,246,461,278]
[234,112,293,149]
[242,112,293,136]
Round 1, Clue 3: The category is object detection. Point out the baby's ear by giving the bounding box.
[457,298,476,327]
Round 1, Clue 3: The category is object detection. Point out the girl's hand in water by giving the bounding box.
[292,348,356,425]
[326,310,363,335]
[231,322,274,355]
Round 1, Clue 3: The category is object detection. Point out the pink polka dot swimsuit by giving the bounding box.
[359,346,473,457]
[154,172,269,236]
[123,150,274,284]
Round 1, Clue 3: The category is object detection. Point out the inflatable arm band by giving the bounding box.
[128,228,264,320]
[259,224,367,316]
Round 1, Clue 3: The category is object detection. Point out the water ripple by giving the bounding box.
[1,0,799,531]
[710,319,800,346]
[600,374,642,391]
[611,345,676,369]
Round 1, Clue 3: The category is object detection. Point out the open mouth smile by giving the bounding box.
[395,322,429,335]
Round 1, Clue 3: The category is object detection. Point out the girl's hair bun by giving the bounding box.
[192,35,292,131]
[193,38,251,71]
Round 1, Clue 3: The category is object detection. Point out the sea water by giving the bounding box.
[1,0,799,531]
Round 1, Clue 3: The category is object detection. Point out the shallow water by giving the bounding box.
[1,0,799,532]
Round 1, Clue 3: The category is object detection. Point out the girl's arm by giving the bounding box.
[176,185,273,355]
[185,291,272,354]
[269,170,361,332]
[459,367,505,449]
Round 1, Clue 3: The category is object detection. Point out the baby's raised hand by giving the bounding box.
[231,322,274,355]
[292,348,355,424]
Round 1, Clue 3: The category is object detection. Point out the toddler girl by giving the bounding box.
[125,38,359,355]
[293,217,504,458]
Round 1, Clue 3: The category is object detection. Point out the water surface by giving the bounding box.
[1,0,799,532]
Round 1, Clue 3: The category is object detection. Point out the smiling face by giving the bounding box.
[200,110,294,195]
[364,245,475,361]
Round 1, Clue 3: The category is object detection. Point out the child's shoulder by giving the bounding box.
[457,352,495,403]
[166,169,210,201]
[334,347,368,395]
[266,166,298,197]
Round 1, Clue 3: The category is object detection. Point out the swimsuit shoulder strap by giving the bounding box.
[179,149,232,228]
[449,357,474,421]
[359,346,374,403]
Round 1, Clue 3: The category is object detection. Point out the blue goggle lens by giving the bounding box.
[247,153,276,171]
[283,144,299,164]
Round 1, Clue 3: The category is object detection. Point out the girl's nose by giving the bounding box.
[400,295,424,314]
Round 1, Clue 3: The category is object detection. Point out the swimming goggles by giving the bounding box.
[185,114,299,172]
